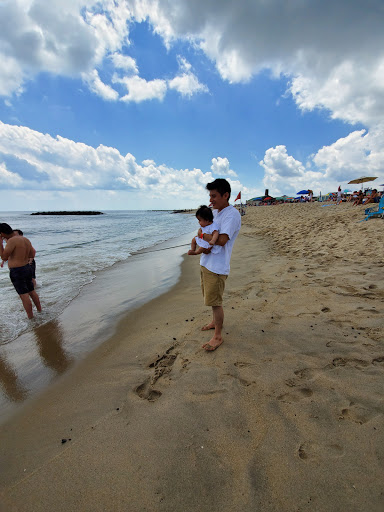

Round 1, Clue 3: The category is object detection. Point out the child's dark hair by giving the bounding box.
[16,229,23,236]
[196,205,213,222]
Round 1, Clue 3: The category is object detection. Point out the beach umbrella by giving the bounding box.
[348,176,377,192]
[297,190,309,195]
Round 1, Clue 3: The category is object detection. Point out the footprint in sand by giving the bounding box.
[277,388,313,403]
[134,344,178,401]
[294,368,316,380]
[234,361,255,368]
[331,357,370,369]
[298,441,344,461]
[339,402,378,425]
[135,379,162,402]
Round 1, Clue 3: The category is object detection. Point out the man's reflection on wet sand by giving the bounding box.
[0,353,28,402]
[33,319,72,374]
[0,319,72,406]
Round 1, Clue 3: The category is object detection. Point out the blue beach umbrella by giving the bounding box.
[297,189,309,195]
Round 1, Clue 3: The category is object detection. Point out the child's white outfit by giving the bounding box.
[195,221,221,254]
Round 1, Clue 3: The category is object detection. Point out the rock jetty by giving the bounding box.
[31,211,103,216]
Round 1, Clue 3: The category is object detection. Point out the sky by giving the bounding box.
[0,0,384,211]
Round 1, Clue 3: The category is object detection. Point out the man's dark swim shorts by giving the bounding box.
[9,264,34,295]
[30,259,36,279]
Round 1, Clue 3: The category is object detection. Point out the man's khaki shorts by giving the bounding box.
[200,266,227,306]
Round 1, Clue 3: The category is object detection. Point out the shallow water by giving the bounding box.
[0,231,196,422]
[0,210,196,344]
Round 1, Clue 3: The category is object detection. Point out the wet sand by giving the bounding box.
[0,202,383,511]
[0,233,194,421]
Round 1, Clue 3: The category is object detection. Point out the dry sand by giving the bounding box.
[0,202,383,512]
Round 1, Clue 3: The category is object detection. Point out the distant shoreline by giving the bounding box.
[30,211,104,215]
[172,209,196,214]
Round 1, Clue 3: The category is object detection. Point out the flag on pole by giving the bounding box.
[235,191,241,202]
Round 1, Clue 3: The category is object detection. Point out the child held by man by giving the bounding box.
[188,205,222,256]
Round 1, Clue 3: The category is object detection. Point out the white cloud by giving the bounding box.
[0,122,258,206]
[82,69,119,101]
[0,162,23,186]
[137,0,384,126]
[2,0,382,123]
[114,75,167,102]
[314,126,384,182]
[168,57,208,97]
[110,53,138,73]
[0,121,214,200]
[211,157,237,177]
[168,72,208,97]
[260,125,384,196]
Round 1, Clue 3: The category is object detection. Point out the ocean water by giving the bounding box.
[0,210,196,346]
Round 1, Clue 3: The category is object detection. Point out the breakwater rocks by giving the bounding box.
[31,211,104,216]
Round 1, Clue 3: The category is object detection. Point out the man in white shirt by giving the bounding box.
[198,179,241,351]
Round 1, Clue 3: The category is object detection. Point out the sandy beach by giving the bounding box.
[0,202,383,511]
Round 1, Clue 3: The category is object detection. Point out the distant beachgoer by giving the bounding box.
[1,229,37,289]
[15,229,37,288]
[308,190,313,202]
[363,189,379,205]
[0,223,41,319]
[336,186,342,205]
[196,179,241,351]
[188,205,221,256]
[352,191,364,206]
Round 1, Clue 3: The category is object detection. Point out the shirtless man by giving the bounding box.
[0,223,42,319]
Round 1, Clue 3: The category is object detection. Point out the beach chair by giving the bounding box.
[360,196,384,221]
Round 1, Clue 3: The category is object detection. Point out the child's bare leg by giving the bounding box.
[188,237,203,255]
[188,246,204,255]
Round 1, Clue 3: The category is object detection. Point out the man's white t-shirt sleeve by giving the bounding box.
[219,214,237,240]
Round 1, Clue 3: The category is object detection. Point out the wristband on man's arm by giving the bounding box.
[200,233,204,239]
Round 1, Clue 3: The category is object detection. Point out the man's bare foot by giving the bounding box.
[202,337,223,351]
[201,323,215,331]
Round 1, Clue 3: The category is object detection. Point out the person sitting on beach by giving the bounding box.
[0,223,42,319]
[352,190,364,206]
[197,179,241,351]
[188,205,221,256]
[363,189,379,205]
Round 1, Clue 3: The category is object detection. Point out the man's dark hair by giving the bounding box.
[15,229,23,236]
[0,223,13,235]
[206,178,231,199]
[196,205,213,222]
